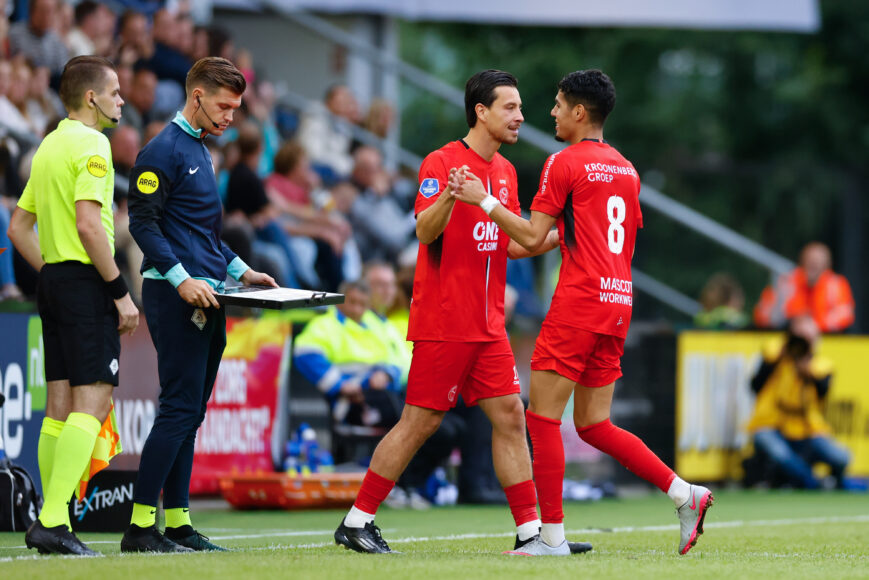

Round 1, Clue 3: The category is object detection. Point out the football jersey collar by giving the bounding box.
[173,111,203,139]
[458,139,496,165]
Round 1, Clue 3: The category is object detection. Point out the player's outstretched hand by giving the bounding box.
[114,294,140,336]
[178,278,221,309]
[241,269,278,288]
[450,168,487,206]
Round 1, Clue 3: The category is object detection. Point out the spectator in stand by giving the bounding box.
[9,0,68,76]
[0,0,10,60]
[120,64,157,135]
[191,25,210,62]
[146,8,192,87]
[29,65,64,130]
[116,11,151,66]
[174,13,195,61]
[206,26,234,61]
[298,84,359,179]
[7,60,43,136]
[225,123,307,288]
[362,97,395,140]
[66,1,114,58]
[363,261,411,379]
[0,59,34,135]
[746,316,851,489]
[385,265,414,349]
[694,272,749,330]
[295,279,406,432]
[246,77,281,176]
[754,242,855,333]
[348,145,416,262]
[265,140,350,291]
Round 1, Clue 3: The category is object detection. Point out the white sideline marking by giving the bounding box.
[3,514,868,561]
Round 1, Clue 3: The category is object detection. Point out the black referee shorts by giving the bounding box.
[37,261,121,387]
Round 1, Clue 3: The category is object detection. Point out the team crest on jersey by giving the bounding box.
[86,155,108,178]
[419,178,439,198]
[448,385,458,403]
[136,171,159,194]
[498,186,509,204]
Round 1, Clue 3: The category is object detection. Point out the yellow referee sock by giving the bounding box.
[38,412,101,529]
[165,507,192,529]
[37,417,65,495]
[130,503,158,528]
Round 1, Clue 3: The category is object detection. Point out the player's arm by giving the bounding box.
[7,207,44,271]
[76,200,139,335]
[507,228,560,259]
[451,168,555,251]
[415,175,458,244]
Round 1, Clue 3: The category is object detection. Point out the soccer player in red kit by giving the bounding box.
[334,70,561,555]
[451,70,713,556]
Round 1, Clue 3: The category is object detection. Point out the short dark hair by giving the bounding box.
[59,56,115,112]
[236,123,261,157]
[324,83,347,103]
[338,279,370,296]
[272,141,305,175]
[74,0,100,26]
[464,69,518,128]
[185,57,246,98]
[557,70,616,126]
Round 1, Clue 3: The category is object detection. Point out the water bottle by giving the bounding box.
[317,450,335,473]
[284,439,301,476]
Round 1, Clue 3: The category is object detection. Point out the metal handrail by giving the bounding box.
[263,5,794,316]
[279,87,702,316]
[265,7,794,272]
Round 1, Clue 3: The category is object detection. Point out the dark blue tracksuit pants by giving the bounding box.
[133,279,226,509]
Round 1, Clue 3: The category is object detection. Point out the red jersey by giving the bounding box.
[530,140,642,338]
[408,140,521,342]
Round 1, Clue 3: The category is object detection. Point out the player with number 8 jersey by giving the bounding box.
[530,137,641,339]
[449,70,713,557]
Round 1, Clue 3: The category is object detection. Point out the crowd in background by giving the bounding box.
[0,0,859,498]
[0,0,421,306]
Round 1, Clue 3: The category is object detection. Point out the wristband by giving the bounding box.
[106,274,129,300]
[480,196,500,215]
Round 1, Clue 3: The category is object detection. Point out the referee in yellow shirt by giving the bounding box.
[7,56,138,557]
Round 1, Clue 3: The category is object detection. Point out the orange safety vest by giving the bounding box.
[753,268,855,332]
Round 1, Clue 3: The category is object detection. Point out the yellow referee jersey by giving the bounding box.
[18,118,115,264]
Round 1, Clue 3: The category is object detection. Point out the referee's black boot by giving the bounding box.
[121,524,194,553]
[165,525,230,551]
[25,519,101,556]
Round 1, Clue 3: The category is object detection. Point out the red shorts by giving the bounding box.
[530,320,624,387]
[405,338,520,411]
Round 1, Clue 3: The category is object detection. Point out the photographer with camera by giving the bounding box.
[746,316,850,489]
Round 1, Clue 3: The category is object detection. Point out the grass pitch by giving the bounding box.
[1,489,867,580]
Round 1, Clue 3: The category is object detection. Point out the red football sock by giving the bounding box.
[526,410,565,524]
[353,469,396,515]
[577,418,675,492]
[503,480,539,527]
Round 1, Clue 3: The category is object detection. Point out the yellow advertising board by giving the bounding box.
[676,331,869,481]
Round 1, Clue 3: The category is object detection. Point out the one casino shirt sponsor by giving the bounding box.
[409,140,521,342]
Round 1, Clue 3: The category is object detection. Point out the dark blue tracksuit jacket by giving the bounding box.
[126,113,247,509]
